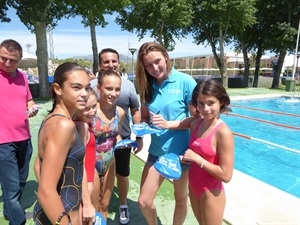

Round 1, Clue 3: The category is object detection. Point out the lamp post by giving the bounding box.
[129,48,137,83]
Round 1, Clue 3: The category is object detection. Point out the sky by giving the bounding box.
[0,8,237,59]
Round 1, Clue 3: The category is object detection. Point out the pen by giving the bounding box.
[150,111,160,126]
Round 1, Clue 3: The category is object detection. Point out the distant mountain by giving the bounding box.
[71,54,130,63]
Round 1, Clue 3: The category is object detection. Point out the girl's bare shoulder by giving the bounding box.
[43,115,75,135]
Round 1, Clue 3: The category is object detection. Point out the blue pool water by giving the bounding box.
[220,96,300,198]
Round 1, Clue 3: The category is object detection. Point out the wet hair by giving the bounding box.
[98,48,120,63]
[49,62,88,113]
[191,79,231,114]
[136,42,171,104]
[97,69,121,86]
[0,39,23,59]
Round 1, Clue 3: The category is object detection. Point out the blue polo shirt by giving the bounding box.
[147,68,196,156]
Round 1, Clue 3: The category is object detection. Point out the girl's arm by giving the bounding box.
[151,113,199,130]
[80,123,95,223]
[183,123,234,183]
[33,155,40,182]
[37,118,76,225]
[140,104,150,124]
[81,167,95,223]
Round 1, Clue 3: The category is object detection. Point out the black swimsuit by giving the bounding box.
[34,114,85,225]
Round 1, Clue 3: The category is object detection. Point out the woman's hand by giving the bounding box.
[150,112,168,129]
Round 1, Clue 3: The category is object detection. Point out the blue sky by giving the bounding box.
[0,8,236,59]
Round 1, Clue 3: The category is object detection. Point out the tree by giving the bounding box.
[231,0,300,89]
[263,0,300,89]
[190,0,256,87]
[0,0,10,22]
[7,0,71,97]
[115,0,195,51]
[64,0,126,74]
[232,0,267,88]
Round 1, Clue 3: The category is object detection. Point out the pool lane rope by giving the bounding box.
[228,113,300,130]
[233,132,300,154]
[230,104,300,118]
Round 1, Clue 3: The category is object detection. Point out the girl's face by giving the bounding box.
[59,70,90,112]
[196,94,222,120]
[98,75,121,105]
[143,51,167,80]
[81,94,97,123]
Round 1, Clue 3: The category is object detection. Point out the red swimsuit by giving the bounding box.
[188,121,225,200]
[85,129,96,182]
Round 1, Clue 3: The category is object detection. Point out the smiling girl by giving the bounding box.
[34,62,91,225]
[92,69,125,220]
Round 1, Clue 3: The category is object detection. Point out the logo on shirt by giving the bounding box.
[168,89,181,94]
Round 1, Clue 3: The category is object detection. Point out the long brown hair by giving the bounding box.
[136,42,171,104]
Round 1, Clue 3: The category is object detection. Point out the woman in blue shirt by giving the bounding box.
[135,42,197,225]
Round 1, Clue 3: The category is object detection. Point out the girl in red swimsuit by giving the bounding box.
[152,79,234,225]
[74,89,99,224]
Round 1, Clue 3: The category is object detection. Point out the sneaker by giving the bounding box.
[119,205,130,224]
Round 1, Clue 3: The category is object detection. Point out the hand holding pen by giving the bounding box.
[150,111,168,129]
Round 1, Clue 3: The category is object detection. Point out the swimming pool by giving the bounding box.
[220,96,300,198]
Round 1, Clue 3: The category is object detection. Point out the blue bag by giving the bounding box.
[94,211,106,225]
[154,153,182,180]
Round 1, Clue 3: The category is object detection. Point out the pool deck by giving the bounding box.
[226,92,300,224]
[136,91,300,225]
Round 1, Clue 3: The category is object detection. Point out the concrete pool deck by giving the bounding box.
[221,91,300,224]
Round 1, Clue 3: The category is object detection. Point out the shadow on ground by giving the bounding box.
[0,180,37,210]
[107,186,163,225]
[21,180,38,210]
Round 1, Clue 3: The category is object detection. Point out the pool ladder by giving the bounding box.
[292,79,300,98]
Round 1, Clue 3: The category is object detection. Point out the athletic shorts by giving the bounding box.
[115,146,132,177]
[146,153,190,172]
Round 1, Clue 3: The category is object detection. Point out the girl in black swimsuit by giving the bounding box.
[33,62,94,225]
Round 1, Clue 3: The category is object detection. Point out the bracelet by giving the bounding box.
[55,211,71,225]
[200,160,205,168]
[136,136,143,140]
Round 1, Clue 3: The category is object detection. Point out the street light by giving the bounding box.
[129,48,137,83]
